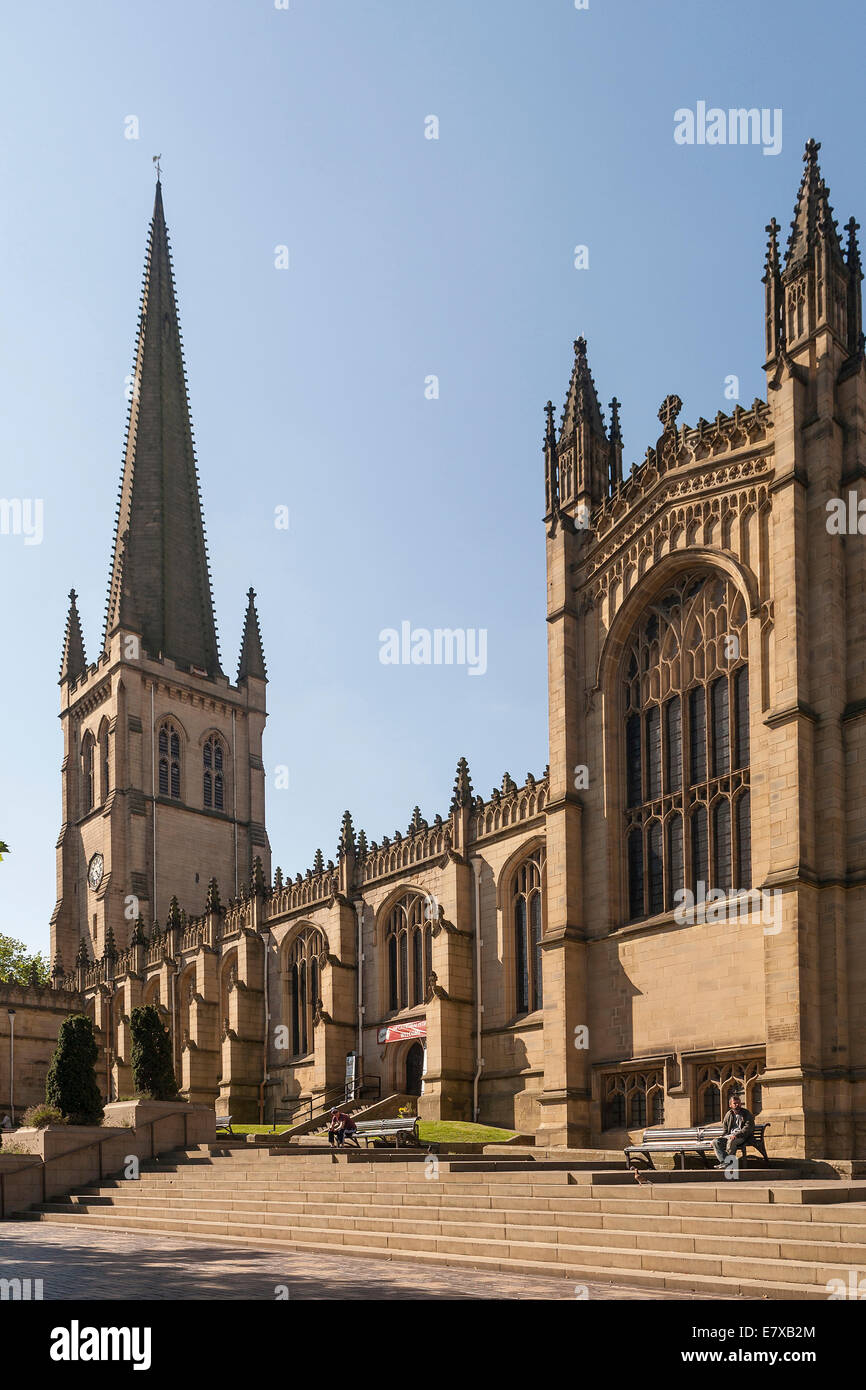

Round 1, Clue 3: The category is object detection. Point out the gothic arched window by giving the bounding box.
[81,731,95,814]
[513,848,545,1015]
[288,928,324,1057]
[697,1058,764,1124]
[623,574,751,921]
[602,1069,664,1132]
[385,894,430,1013]
[203,734,225,811]
[158,722,182,801]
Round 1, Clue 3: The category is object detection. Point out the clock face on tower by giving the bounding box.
[87,853,104,891]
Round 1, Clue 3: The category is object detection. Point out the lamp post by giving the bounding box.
[7,1009,16,1125]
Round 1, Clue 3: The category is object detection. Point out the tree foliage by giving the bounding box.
[0,933,50,986]
[130,1004,178,1101]
[45,1014,104,1124]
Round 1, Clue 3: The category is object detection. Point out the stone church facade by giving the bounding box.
[36,140,866,1157]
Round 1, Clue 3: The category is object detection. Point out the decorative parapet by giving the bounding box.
[469,772,549,841]
[263,867,340,921]
[360,820,451,885]
[67,768,549,971]
[592,399,773,544]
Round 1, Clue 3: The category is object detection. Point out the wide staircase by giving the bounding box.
[18,1147,866,1299]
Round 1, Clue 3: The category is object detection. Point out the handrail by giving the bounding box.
[274,1076,382,1130]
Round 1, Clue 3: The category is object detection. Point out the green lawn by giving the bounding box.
[222,1120,518,1144]
[221,1124,289,1135]
[417,1121,519,1144]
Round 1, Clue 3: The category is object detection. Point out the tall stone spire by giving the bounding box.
[59,589,87,684]
[236,588,267,683]
[102,179,222,677]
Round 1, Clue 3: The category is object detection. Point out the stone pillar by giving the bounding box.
[537,515,591,1147]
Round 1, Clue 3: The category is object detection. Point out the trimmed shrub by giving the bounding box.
[130,1005,178,1101]
[21,1103,66,1129]
[45,1014,104,1124]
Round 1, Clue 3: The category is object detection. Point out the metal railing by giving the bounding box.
[272,1077,382,1131]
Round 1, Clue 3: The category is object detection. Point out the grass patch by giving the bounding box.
[221,1124,290,1135]
[417,1121,518,1145]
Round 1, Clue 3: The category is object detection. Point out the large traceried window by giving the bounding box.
[623,574,751,921]
[514,849,545,1015]
[158,722,182,801]
[203,734,225,810]
[385,894,432,1013]
[288,928,324,1057]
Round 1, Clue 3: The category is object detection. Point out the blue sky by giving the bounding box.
[1,0,862,953]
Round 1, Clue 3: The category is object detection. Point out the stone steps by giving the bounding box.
[30,1206,836,1299]
[38,1192,866,1265]
[22,1148,865,1300]
[53,1188,866,1243]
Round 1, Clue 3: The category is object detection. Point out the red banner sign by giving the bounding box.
[377,1020,427,1044]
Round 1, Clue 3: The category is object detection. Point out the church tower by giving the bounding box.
[539,139,866,1157]
[51,179,271,974]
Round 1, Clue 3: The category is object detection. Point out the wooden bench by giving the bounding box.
[624,1123,770,1170]
[353,1117,420,1149]
[215,1114,233,1135]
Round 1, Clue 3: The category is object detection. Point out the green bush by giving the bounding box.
[22,1103,66,1129]
[130,1005,178,1101]
[45,1014,104,1124]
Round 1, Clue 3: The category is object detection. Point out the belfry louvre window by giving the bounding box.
[203,735,225,810]
[158,723,182,801]
[514,848,545,1015]
[81,732,95,814]
[623,575,751,921]
[288,928,323,1057]
[385,894,432,1013]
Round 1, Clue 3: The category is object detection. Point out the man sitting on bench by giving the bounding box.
[712,1092,755,1167]
[327,1107,360,1148]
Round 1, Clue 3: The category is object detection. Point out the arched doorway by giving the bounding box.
[405,1042,424,1097]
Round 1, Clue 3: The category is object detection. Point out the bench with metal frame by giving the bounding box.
[624,1122,770,1170]
[352,1117,420,1148]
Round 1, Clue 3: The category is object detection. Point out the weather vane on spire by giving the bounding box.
[152,154,162,180]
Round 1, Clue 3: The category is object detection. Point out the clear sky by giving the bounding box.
[1,0,862,953]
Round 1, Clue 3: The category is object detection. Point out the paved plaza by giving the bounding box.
[0,1222,721,1301]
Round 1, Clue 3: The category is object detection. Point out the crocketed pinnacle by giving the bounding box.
[60,589,87,683]
[237,588,267,683]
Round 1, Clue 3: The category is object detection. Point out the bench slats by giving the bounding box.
[624,1123,769,1170]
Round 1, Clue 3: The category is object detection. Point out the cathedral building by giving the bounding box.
[46,140,866,1157]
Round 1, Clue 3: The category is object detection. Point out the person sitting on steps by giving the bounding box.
[712,1092,755,1168]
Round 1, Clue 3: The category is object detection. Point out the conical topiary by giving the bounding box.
[130,1004,178,1101]
[45,1014,103,1124]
